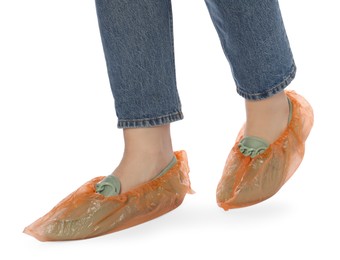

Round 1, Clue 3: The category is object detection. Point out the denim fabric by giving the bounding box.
[95,0,295,128]
[204,0,296,100]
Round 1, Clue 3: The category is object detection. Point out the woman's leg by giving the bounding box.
[204,0,295,144]
[23,0,191,241]
[204,0,314,210]
[95,0,182,192]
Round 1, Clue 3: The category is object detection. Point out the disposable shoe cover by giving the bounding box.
[24,150,193,241]
[217,91,314,210]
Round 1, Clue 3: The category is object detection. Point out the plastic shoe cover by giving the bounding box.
[24,150,193,241]
[217,91,314,210]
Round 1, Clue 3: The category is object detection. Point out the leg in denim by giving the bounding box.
[22,1,313,242]
[96,0,295,128]
[95,0,183,128]
[204,0,296,100]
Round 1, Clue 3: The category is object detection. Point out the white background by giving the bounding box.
[0,0,339,259]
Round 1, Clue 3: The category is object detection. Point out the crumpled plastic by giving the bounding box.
[217,90,314,210]
[24,150,193,241]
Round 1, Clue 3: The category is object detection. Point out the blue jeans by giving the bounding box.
[95,0,296,128]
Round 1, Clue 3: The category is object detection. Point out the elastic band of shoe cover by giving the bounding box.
[96,175,121,197]
[238,136,269,158]
[287,96,293,124]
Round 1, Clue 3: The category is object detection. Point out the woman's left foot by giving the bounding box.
[217,90,314,210]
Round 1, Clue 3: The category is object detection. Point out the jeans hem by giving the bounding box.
[237,63,297,101]
[117,111,184,129]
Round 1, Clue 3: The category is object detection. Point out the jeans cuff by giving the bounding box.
[237,63,297,101]
[117,111,184,128]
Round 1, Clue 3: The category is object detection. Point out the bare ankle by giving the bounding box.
[123,124,173,157]
[245,91,288,116]
[244,91,290,143]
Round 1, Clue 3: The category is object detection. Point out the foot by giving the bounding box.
[109,124,174,194]
[243,91,290,145]
[217,91,314,210]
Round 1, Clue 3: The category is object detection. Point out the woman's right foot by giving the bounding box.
[108,124,174,194]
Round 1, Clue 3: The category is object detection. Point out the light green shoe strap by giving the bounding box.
[152,156,177,180]
[287,96,293,124]
[96,156,177,197]
[238,136,269,158]
[96,175,121,197]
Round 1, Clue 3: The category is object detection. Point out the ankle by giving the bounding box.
[245,91,289,118]
[243,91,290,144]
[122,124,174,160]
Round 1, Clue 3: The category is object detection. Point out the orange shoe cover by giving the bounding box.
[24,150,193,241]
[217,90,314,210]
